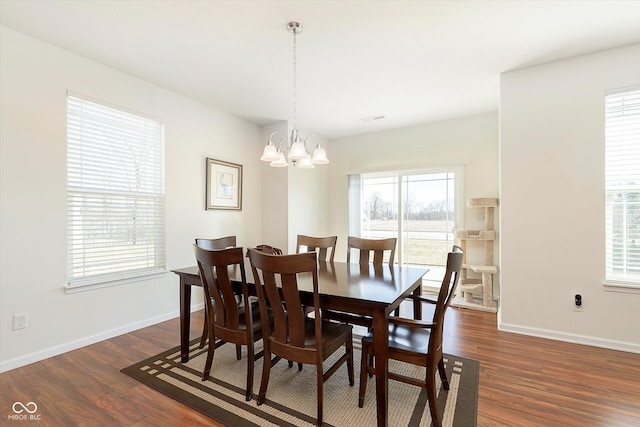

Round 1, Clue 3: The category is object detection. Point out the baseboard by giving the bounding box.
[499,322,640,354]
[0,303,205,373]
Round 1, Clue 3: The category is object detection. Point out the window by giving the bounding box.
[349,168,460,271]
[67,94,165,290]
[605,87,640,287]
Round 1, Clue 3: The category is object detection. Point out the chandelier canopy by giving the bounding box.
[259,22,329,168]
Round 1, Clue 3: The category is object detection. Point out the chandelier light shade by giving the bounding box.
[311,144,329,164]
[297,155,315,169]
[270,151,288,167]
[288,142,307,160]
[260,141,279,162]
[259,21,329,168]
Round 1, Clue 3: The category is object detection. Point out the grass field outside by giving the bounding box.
[361,219,454,266]
[363,219,454,232]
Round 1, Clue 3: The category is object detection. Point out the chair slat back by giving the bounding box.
[296,235,337,262]
[193,245,247,331]
[195,236,237,250]
[248,249,320,349]
[347,236,397,267]
[255,244,283,255]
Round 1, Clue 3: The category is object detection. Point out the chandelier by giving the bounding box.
[260,22,329,169]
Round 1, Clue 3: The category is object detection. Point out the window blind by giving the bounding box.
[67,95,166,288]
[605,87,640,285]
[348,174,362,237]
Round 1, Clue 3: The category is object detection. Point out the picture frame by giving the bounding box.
[206,158,242,210]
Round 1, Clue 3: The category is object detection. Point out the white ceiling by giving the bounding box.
[2,1,640,139]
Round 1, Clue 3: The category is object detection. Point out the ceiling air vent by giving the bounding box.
[360,115,385,122]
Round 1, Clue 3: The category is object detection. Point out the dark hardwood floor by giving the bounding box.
[1,307,639,426]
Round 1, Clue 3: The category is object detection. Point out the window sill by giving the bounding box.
[65,270,168,294]
[603,281,640,294]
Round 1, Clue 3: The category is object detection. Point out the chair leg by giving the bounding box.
[316,363,324,426]
[438,358,449,390]
[257,348,272,406]
[202,330,215,381]
[199,311,208,349]
[245,344,254,401]
[426,369,441,427]
[346,334,354,386]
[236,344,242,360]
[358,342,369,407]
[286,360,303,371]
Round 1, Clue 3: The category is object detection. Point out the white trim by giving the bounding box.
[0,303,204,373]
[346,163,465,177]
[605,85,640,97]
[603,282,640,294]
[65,270,169,294]
[66,90,164,123]
[498,322,640,354]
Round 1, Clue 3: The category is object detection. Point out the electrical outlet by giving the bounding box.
[12,313,28,330]
[572,294,583,312]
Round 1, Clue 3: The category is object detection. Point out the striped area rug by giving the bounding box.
[122,338,478,426]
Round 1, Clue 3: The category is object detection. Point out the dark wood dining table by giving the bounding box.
[171,260,427,427]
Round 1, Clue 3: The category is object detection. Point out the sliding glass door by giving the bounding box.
[353,168,460,268]
[400,172,456,266]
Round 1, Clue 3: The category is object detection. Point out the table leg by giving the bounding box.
[180,278,191,363]
[372,307,389,427]
[413,284,422,320]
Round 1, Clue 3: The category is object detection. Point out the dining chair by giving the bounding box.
[323,236,398,327]
[195,236,240,348]
[346,236,396,268]
[357,245,464,427]
[296,235,337,318]
[193,245,266,401]
[247,249,354,426]
[296,234,337,262]
[195,235,236,250]
[251,243,308,369]
[244,244,284,257]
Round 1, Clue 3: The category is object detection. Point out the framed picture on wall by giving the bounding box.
[206,158,242,210]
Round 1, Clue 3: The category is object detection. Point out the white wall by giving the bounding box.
[327,112,499,264]
[260,122,290,252]
[0,26,264,371]
[499,43,640,352]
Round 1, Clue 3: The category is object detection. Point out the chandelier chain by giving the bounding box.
[292,29,297,130]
